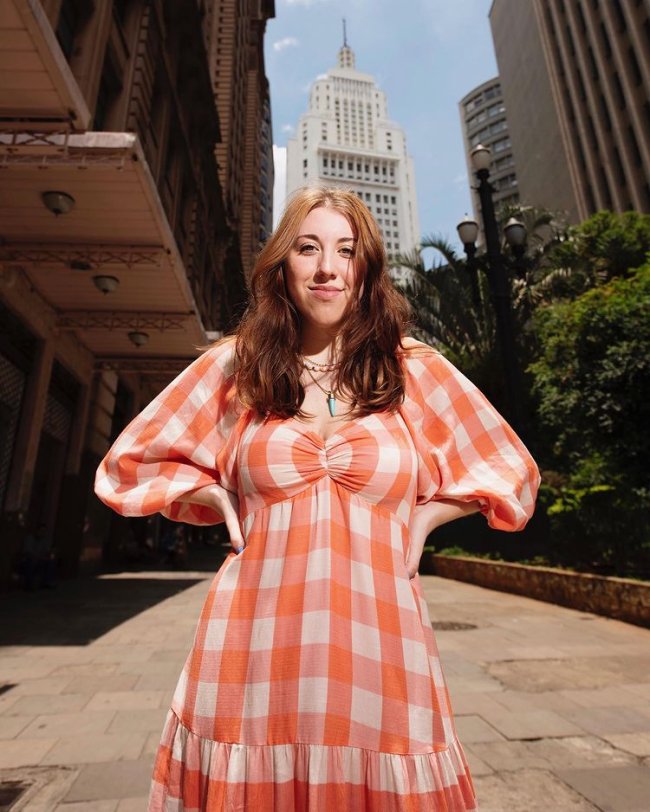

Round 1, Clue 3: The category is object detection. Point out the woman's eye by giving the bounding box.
[340,246,354,257]
[298,244,317,254]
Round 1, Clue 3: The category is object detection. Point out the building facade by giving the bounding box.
[203,0,275,281]
[459,77,519,233]
[286,40,420,262]
[0,0,274,584]
[490,0,650,222]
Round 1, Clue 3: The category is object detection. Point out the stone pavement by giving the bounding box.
[1,554,649,811]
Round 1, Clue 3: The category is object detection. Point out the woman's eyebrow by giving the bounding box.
[294,234,355,242]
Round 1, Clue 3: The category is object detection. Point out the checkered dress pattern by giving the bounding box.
[95,339,540,811]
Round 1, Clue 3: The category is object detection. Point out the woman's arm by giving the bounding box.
[405,499,481,579]
[176,484,244,552]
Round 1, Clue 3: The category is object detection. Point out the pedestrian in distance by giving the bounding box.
[95,186,540,811]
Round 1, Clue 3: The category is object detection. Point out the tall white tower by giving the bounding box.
[286,30,420,260]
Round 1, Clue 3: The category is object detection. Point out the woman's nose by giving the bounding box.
[316,250,336,276]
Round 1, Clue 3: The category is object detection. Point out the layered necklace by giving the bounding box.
[302,356,340,416]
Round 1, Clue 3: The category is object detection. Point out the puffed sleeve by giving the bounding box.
[400,342,540,531]
[94,338,240,525]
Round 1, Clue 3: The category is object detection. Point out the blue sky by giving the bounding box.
[266,0,497,253]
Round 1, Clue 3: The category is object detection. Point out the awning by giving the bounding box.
[0,0,90,129]
[0,131,208,359]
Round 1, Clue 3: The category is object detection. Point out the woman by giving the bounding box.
[95,187,540,810]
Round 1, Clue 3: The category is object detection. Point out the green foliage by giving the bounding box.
[434,546,507,561]
[542,210,650,296]
[529,261,650,575]
[397,210,650,576]
[529,263,650,474]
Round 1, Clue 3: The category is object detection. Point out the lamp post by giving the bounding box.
[457,143,527,430]
[457,215,481,311]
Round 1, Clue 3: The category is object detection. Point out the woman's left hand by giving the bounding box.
[405,504,437,579]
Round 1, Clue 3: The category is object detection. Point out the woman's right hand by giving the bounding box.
[177,483,245,553]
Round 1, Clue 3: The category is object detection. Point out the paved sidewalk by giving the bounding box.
[1,557,649,811]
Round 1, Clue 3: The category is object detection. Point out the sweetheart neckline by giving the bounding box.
[285,411,403,445]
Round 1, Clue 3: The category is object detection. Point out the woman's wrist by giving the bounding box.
[176,483,224,508]
[417,499,481,535]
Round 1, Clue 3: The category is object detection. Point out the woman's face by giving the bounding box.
[284,206,357,333]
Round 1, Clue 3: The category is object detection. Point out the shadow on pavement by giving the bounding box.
[0,574,208,646]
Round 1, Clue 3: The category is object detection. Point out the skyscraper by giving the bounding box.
[490,0,650,221]
[286,34,420,259]
[459,77,519,233]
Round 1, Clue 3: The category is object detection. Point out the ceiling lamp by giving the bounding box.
[92,275,119,294]
[128,331,149,347]
[70,259,93,271]
[41,191,76,216]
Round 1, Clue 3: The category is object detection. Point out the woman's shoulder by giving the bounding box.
[398,337,445,367]
[195,335,238,378]
[398,338,466,393]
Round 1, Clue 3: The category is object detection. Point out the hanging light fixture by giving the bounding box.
[41,191,76,216]
[128,331,149,347]
[92,275,119,294]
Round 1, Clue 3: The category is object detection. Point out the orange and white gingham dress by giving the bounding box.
[95,338,539,811]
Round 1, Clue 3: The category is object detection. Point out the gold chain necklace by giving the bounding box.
[302,357,340,372]
[304,366,338,417]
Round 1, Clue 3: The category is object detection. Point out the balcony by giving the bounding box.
[0,0,90,129]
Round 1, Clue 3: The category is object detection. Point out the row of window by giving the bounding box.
[320,155,397,184]
[493,173,518,192]
[469,118,508,145]
[466,102,506,129]
[494,153,515,171]
[463,84,501,114]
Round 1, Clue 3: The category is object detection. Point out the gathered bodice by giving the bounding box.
[233,410,419,526]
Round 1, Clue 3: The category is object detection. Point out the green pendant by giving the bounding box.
[327,392,336,417]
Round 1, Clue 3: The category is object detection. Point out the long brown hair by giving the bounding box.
[235,186,411,418]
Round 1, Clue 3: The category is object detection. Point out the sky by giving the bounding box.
[266,0,498,254]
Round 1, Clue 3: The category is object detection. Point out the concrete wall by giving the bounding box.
[424,554,650,629]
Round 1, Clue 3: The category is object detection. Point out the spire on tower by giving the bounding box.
[337,20,355,69]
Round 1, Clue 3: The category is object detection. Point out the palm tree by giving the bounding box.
[393,207,568,407]
[394,236,501,398]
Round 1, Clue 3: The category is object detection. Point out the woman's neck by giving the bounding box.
[300,326,339,362]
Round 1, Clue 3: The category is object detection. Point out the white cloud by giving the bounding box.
[281,124,295,134]
[272,146,287,229]
[453,172,468,187]
[273,36,299,52]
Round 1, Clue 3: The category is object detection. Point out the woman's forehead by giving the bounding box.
[298,206,355,236]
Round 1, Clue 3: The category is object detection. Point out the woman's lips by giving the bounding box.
[309,287,344,300]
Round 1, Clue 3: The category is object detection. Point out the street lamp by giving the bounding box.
[457,143,525,430]
[456,215,481,310]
